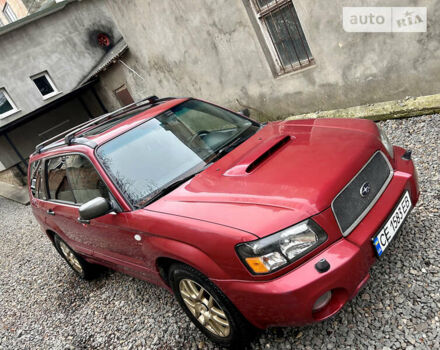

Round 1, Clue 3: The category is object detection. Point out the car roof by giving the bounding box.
[31,97,188,160]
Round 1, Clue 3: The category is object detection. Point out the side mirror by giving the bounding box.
[79,197,112,221]
[239,108,250,117]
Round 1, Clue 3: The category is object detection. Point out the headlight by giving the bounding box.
[236,220,327,274]
[378,126,394,159]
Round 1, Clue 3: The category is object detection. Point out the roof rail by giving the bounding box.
[64,95,160,146]
[34,95,161,154]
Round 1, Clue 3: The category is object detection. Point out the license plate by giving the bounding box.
[373,191,412,257]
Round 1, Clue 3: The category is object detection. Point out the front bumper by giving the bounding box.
[214,147,419,329]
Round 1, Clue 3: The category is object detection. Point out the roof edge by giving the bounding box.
[77,38,129,87]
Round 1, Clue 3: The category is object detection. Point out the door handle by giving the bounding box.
[47,209,55,216]
[77,217,90,225]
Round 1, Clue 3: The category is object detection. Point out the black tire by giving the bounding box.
[169,263,258,348]
[53,235,98,280]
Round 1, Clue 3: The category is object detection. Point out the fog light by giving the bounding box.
[312,291,332,311]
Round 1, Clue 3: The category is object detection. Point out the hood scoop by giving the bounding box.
[224,135,292,176]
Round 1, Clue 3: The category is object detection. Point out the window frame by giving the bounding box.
[30,71,61,100]
[0,88,19,119]
[65,154,112,205]
[30,160,47,200]
[46,155,77,204]
[248,0,314,76]
[34,152,122,211]
[3,2,17,23]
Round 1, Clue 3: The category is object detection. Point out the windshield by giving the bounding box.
[96,99,258,208]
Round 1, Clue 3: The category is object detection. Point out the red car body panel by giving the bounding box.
[29,99,419,330]
[213,146,419,328]
[148,119,384,236]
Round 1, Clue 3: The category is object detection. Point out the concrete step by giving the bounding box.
[0,182,30,205]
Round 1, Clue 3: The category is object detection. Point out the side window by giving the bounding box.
[30,160,46,200]
[47,156,75,203]
[65,155,110,205]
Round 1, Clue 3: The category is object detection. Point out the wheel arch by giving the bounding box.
[156,257,183,286]
[45,229,56,243]
[148,235,230,284]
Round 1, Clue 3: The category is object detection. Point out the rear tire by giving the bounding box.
[53,235,98,280]
[168,263,258,348]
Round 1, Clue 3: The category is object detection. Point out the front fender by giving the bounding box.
[144,235,230,280]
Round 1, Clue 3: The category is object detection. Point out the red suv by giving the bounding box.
[29,96,419,347]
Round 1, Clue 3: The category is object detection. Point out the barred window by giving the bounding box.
[251,0,314,75]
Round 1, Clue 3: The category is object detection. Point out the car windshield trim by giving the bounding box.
[95,99,259,209]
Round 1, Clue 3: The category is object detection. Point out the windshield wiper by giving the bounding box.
[136,170,204,208]
[207,132,251,164]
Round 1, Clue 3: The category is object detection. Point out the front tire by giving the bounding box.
[53,235,97,280]
[169,263,257,348]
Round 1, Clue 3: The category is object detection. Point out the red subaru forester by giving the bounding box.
[28,96,419,347]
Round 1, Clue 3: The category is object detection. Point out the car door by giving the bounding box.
[44,154,95,256]
[63,154,157,281]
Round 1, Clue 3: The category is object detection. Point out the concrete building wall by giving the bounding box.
[101,0,440,121]
[96,50,143,111]
[0,0,121,129]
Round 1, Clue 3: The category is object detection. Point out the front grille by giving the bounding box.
[332,151,393,236]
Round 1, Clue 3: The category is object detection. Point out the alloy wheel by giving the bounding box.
[179,278,231,337]
[58,241,83,275]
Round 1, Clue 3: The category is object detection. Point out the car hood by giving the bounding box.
[146,118,384,237]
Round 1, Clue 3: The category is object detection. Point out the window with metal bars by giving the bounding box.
[251,0,314,75]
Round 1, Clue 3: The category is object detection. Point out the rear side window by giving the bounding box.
[47,156,75,203]
[30,160,46,200]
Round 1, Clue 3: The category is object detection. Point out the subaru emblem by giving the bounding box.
[360,182,371,197]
